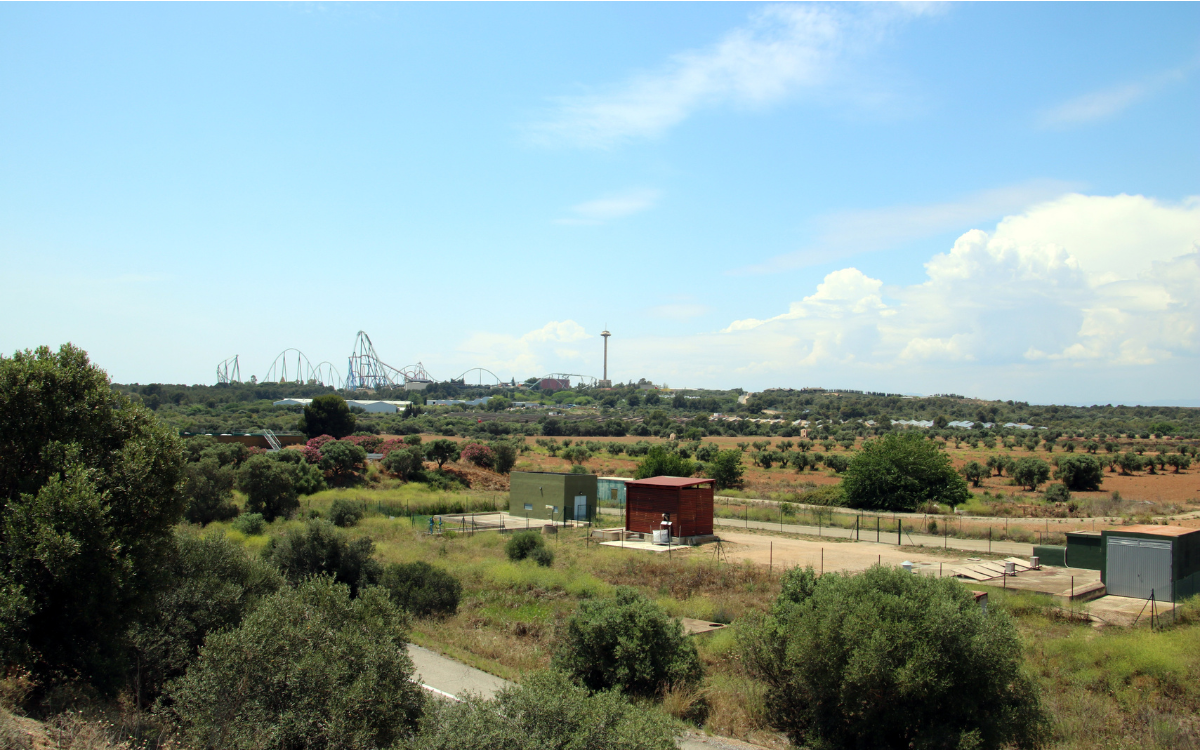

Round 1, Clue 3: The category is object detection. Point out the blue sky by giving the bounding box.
[2,2,1198,405]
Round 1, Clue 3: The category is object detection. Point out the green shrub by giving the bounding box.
[328,499,364,528]
[379,561,461,618]
[382,446,425,481]
[1044,483,1070,504]
[553,586,702,697]
[841,433,968,511]
[634,446,696,480]
[231,513,265,535]
[741,566,1047,750]
[164,576,422,750]
[319,440,368,486]
[127,532,281,703]
[505,531,545,562]
[182,458,239,525]
[236,455,299,522]
[1054,454,1104,491]
[265,520,381,596]
[398,669,674,750]
[531,547,555,568]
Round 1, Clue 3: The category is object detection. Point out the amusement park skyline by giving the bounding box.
[2,3,1198,405]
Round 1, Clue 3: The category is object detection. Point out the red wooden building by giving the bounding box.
[625,476,715,538]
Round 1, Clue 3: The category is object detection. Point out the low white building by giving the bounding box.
[273,398,412,414]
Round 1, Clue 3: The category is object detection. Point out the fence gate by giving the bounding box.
[1106,537,1172,601]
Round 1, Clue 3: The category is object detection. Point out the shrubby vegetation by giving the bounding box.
[379,561,461,618]
[505,531,554,567]
[401,669,676,750]
[553,587,702,698]
[164,576,424,750]
[741,565,1047,749]
[127,532,281,704]
[841,433,969,511]
[265,520,382,596]
[0,344,185,693]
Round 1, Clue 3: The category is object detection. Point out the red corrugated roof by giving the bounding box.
[626,476,715,488]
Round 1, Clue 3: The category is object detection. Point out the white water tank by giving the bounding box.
[1004,561,1016,576]
[901,561,914,574]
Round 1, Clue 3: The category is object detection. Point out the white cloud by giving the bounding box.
[734,179,1080,274]
[1038,64,1193,128]
[528,4,926,148]
[556,188,660,226]
[457,194,1200,400]
[457,320,591,376]
[609,193,1200,399]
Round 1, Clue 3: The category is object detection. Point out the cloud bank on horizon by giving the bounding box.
[473,192,1200,401]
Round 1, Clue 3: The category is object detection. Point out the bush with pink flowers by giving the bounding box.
[307,434,336,451]
[460,443,495,470]
[301,446,323,464]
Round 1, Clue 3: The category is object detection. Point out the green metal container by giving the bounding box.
[508,471,598,524]
[1065,532,1103,570]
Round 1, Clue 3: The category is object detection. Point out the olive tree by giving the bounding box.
[265,520,381,596]
[1053,454,1104,491]
[552,587,701,697]
[741,566,1047,750]
[1012,457,1052,491]
[164,576,423,750]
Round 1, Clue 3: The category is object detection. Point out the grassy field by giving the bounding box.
[208,492,1200,749]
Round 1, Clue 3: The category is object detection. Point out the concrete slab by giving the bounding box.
[680,618,729,636]
[1086,595,1179,627]
[600,539,675,553]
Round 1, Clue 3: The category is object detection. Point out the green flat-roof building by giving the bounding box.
[508,471,598,524]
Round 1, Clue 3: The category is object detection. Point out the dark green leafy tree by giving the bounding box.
[740,566,1047,750]
[320,440,369,485]
[1117,452,1143,475]
[705,449,744,490]
[1053,454,1103,491]
[379,561,461,618]
[127,532,281,704]
[960,460,987,488]
[399,669,674,750]
[491,441,518,474]
[181,458,239,525]
[633,446,696,480]
[426,439,461,469]
[298,394,356,439]
[1012,457,1052,491]
[265,520,381,596]
[383,446,425,481]
[236,455,299,521]
[328,499,364,528]
[560,445,592,466]
[0,344,185,692]
[164,576,423,750]
[841,434,969,511]
[823,454,850,474]
[552,587,702,697]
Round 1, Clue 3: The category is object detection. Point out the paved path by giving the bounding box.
[407,645,772,748]
[407,644,511,700]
